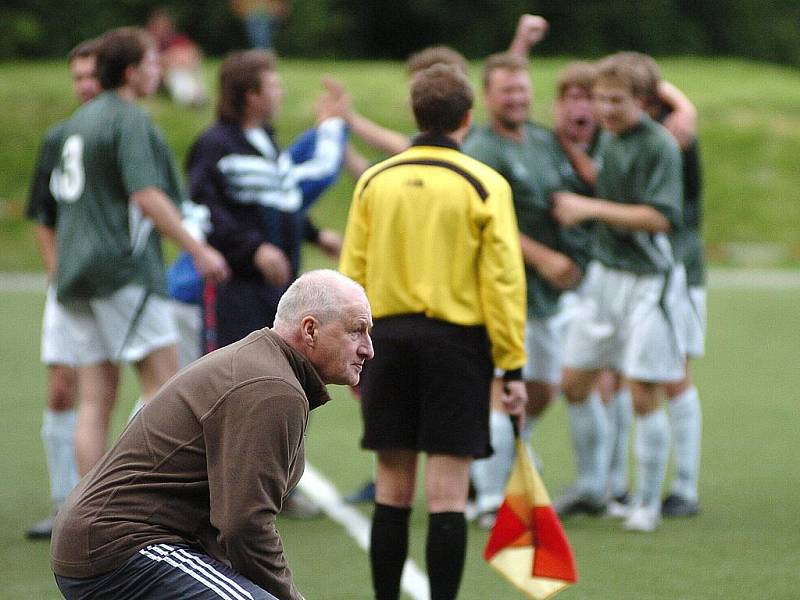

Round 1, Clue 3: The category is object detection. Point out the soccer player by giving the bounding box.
[187,49,348,350]
[23,39,101,540]
[552,53,685,532]
[49,27,229,476]
[619,52,705,518]
[51,270,374,600]
[340,64,528,600]
[463,53,585,527]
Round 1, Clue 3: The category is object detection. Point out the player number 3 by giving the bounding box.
[51,134,85,203]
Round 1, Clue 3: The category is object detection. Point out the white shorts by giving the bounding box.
[563,261,685,382]
[687,286,707,358]
[169,299,202,368]
[41,286,80,367]
[58,284,178,366]
[671,265,707,359]
[521,315,565,385]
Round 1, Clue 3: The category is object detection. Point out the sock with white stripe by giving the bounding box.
[668,385,702,502]
[568,392,608,498]
[371,503,411,600]
[41,408,79,507]
[634,408,671,510]
[470,410,514,514]
[606,388,633,498]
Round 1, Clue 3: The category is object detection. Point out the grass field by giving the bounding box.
[1,57,800,270]
[2,277,799,599]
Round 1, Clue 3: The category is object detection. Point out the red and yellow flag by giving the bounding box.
[484,437,578,599]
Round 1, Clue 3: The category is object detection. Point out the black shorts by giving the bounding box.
[55,543,277,600]
[359,314,493,458]
[204,278,285,350]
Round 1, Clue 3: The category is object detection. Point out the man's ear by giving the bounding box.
[300,316,317,347]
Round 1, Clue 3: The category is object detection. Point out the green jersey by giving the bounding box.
[51,92,187,301]
[464,123,572,319]
[548,131,602,272]
[593,115,683,275]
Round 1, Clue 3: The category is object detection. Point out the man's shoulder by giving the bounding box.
[191,121,245,156]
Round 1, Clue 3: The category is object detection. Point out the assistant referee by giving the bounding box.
[340,63,528,600]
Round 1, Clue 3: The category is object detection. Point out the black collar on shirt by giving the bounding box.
[265,329,332,410]
[411,133,460,151]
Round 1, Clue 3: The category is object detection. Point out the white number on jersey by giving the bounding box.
[50,134,85,203]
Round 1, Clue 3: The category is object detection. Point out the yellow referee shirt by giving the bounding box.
[340,136,526,372]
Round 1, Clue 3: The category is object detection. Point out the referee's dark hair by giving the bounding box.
[411,64,474,136]
[96,27,154,90]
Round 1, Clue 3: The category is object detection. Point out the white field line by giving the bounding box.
[298,464,430,600]
[3,269,800,294]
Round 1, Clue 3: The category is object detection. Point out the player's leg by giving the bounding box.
[55,543,278,599]
[134,345,179,404]
[663,366,702,516]
[371,448,418,600]
[28,364,79,539]
[425,454,471,600]
[471,378,554,528]
[624,379,669,532]
[557,367,607,514]
[663,283,705,516]
[74,361,120,476]
[618,267,686,532]
[602,371,633,508]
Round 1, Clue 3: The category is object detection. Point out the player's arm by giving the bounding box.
[344,143,371,179]
[323,75,409,157]
[552,191,671,232]
[346,111,409,156]
[204,383,306,600]
[519,232,582,290]
[131,187,229,282]
[658,80,697,150]
[507,14,549,57]
[34,225,57,280]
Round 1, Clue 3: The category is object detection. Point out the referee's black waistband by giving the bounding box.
[372,313,487,338]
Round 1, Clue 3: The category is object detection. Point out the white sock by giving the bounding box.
[606,388,633,499]
[471,410,515,513]
[634,408,670,510]
[668,386,702,502]
[41,409,79,507]
[568,393,608,498]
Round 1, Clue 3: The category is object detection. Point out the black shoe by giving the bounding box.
[553,486,606,517]
[345,480,376,504]
[26,515,55,540]
[661,493,700,517]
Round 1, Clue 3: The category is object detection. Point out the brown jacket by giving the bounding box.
[50,329,330,600]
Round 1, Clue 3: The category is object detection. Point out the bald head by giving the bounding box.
[273,270,374,386]
[273,270,368,332]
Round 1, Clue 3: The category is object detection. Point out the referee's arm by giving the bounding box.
[477,180,527,374]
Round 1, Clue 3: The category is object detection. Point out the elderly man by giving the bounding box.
[50,269,374,600]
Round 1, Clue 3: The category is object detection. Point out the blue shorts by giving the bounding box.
[55,543,278,600]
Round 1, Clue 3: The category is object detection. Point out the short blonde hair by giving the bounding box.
[595,52,656,99]
[556,61,597,99]
[482,52,528,90]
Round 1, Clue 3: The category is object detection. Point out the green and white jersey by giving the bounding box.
[464,122,570,319]
[593,115,683,275]
[51,92,187,301]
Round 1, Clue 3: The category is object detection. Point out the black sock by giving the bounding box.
[370,503,411,600]
[426,511,467,600]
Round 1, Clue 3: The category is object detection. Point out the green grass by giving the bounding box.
[2,282,799,599]
[2,57,800,270]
